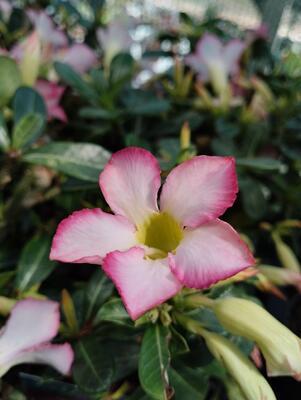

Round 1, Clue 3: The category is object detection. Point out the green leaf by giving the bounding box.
[79,107,121,120]
[169,327,189,356]
[13,86,46,123]
[94,298,132,327]
[0,56,22,107]
[239,176,268,220]
[12,113,44,149]
[85,270,114,320]
[169,364,208,400]
[236,157,285,172]
[15,234,56,292]
[110,53,135,85]
[123,90,170,116]
[73,336,114,394]
[23,141,111,182]
[54,62,98,104]
[0,112,10,151]
[138,324,170,400]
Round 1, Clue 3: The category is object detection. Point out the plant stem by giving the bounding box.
[173,311,208,339]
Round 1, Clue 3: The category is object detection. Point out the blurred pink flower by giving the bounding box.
[55,43,97,74]
[27,9,67,48]
[186,33,245,97]
[36,80,67,122]
[97,20,133,66]
[0,299,73,377]
[0,0,12,20]
[51,148,254,320]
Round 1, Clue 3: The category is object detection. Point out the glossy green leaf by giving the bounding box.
[23,141,111,181]
[15,234,56,292]
[0,56,22,107]
[110,53,135,85]
[240,176,268,220]
[13,86,47,123]
[169,364,208,400]
[123,90,170,116]
[73,336,114,394]
[236,157,285,171]
[169,327,189,356]
[54,62,98,104]
[79,107,121,120]
[85,270,114,320]
[94,298,132,327]
[12,113,44,149]
[138,324,170,400]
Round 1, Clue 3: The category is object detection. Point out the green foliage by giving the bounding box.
[138,325,170,400]
[0,56,21,107]
[23,142,111,181]
[1,2,301,400]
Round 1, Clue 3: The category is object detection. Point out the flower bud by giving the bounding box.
[203,331,276,400]
[272,233,300,272]
[259,264,301,292]
[213,297,301,379]
[19,32,41,86]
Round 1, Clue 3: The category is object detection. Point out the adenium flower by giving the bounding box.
[14,10,96,75]
[36,80,67,122]
[213,297,301,379]
[97,20,133,67]
[55,43,97,74]
[0,0,12,21]
[0,299,73,377]
[50,147,254,320]
[186,33,245,97]
[27,9,68,48]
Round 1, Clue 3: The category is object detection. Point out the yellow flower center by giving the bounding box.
[136,212,183,259]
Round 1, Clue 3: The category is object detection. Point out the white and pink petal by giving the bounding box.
[0,299,60,358]
[99,147,161,225]
[168,219,255,289]
[160,156,238,228]
[103,247,182,320]
[223,39,245,75]
[0,343,73,377]
[50,208,137,264]
[57,44,97,74]
[196,33,223,66]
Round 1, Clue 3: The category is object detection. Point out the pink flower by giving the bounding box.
[35,80,67,122]
[50,148,254,320]
[97,20,133,67]
[186,33,245,96]
[55,44,97,74]
[0,299,73,377]
[27,10,68,48]
[0,0,12,21]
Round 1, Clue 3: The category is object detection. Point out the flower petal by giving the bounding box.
[103,247,182,320]
[58,44,97,74]
[35,80,67,122]
[27,10,67,47]
[50,208,137,264]
[168,219,255,288]
[196,33,223,66]
[185,54,209,80]
[0,343,74,377]
[99,147,161,225]
[0,299,60,358]
[160,156,238,228]
[223,39,245,75]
